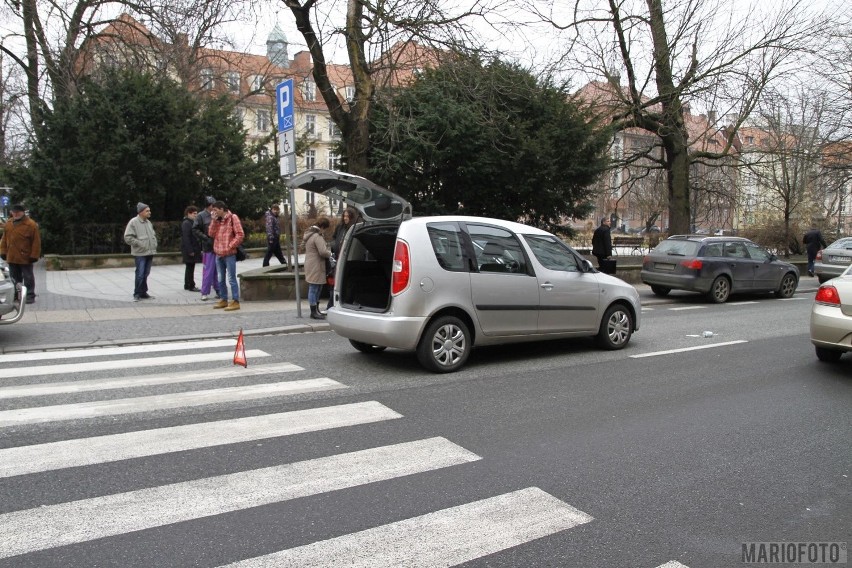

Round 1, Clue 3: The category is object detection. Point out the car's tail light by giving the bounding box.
[816,250,823,261]
[680,259,703,270]
[815,285,840,306]
[391,239,410,295]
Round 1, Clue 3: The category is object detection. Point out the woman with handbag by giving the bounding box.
[303,217,331,320]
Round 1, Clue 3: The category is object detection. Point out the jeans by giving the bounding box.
[807,252,817,274]
[201,251,219,296]
[308,283,323,306]
[8,263,35,300]
[133,255,153,297]
[216,254,239,301]
[263,240,286,267]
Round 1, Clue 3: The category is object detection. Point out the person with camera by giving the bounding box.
[207,201,244,312]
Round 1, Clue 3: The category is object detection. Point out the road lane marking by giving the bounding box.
[0,350,269,379]
[224,488,592,568]
[0,379,344,427]
[630,340,748,358]
[0,339,241,364]
[0,363,302,400]
[727,301,758,305]
[0,437,481,559]
[656,562,690,568]
[668,306,707,311]
[779,297,808,301]
[0,402,401,478]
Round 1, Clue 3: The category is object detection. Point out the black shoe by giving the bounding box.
[186,287,200,292]
[25,297,35,304]
[139,294,155,299]
[808,271,814,277]
[309,305,326,320]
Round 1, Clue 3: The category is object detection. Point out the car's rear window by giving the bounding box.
[827,237,852,250]
[652,239,701,256]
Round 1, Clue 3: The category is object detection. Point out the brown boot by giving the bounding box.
[223,300,241,311]
[213,299,228,309]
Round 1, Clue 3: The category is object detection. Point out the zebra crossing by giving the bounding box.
[0,339,689,567]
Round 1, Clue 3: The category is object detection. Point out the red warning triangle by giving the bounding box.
[233,328,247,367]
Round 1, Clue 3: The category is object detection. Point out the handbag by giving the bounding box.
[236,245,247,262]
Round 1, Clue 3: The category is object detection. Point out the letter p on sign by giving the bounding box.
[276,79,294,132]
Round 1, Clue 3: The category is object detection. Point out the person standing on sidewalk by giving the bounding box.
[592,217,613,269]
[303,217,331,320]
[180,206,201,291]
[208,200,244,311]
[262,204,287,267]
[0,204,41,304]
[326,206,356,310]
[802,224,827,278]
[193,197,220,301]
[124,202,158,301]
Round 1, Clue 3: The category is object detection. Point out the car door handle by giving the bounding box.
[540,283,554,290]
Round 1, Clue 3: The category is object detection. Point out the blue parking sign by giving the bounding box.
[0,195,8,207]
[276,79,294,133]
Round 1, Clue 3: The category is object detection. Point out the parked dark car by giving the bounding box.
[813,237,852,284]
[641,235,799,303]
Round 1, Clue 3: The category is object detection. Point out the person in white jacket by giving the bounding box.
[123,202,158,301]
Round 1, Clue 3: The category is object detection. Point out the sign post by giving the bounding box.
[276,79,302,316]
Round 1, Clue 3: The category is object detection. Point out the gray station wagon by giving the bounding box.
[289,170,642,373]
[640,235,799,303]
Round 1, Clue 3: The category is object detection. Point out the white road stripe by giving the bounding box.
[0,437,481,559]
[225,488,592,568]
[0,350,269,379]
[631,340,748,358]
[0,401,401,478]
[0,339,240,364]
[779,297,807,301]
[656,562,690,568]
[668,306,707,311]
[0,363,302,400]
[727,301,758,305]
[0,379,345,427]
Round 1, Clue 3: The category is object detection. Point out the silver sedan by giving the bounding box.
[814,237,852,284]
[810,263,852,362]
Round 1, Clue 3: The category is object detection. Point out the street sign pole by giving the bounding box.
[276,79,302,317]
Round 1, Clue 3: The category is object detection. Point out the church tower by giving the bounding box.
[267,24,289,68]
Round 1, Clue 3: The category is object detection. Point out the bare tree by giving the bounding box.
[535,0,824,233]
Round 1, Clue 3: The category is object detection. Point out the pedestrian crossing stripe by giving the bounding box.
[0,338,243,364]
[0,401,402,478]
[223,488,593,568]
[0,379,345,427]
[656,562,690,568]
[0,363,302,400]
[0,437,481,559]
[0,350,270,379]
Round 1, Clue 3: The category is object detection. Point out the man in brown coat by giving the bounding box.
[0,204,42,304]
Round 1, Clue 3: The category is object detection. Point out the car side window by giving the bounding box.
[724,242,749,259]
[426,222,467,272]
[745,243,770,261]
[523,235,579,272]
[467,225,528,274]
[702,243,723,257]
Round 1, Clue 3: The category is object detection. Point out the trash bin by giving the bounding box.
[599,258,617,275]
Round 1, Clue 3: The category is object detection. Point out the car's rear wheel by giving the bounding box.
[349,340,387,354]
[707,276,731,303]
[596,304,633,350]
[774,273,797,298]
[417,315,471,373]
[650,285,671,297]
[815,346,843,363]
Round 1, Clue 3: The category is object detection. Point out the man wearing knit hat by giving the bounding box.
[123,202,158,301]
[0,204,41,304]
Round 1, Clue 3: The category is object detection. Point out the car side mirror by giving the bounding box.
[581,259,595,272]
[769,254,777,262]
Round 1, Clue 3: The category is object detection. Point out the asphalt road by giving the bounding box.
[0,292,849,567]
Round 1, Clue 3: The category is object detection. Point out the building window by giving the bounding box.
[328,151,341,170]
[250,74,264,92]
[328,118,341,138]
[226,71,240,93]
[256,109,270,132]
[306,149,316,170]
[303,79,315,102]
[232,107,245,126]
[305,114,316,135]
[345,85,355,101]
[201,68,214,90]
[257,146,270,161]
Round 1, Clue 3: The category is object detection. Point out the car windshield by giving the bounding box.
[827,237,852,250]
[652,239,700,256]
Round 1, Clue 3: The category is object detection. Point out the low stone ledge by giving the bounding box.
[239,265,309,301]
[44,248,266,271]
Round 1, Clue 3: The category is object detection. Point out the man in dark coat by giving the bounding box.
[592,217,613,269]
[180,206,201,291]
[262,204,287,267]
[802,225,827,277]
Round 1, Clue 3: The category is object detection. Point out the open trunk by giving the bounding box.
[337,224,399,312]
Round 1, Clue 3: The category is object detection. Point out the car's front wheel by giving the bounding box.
[650,285,671,297]
[596,304,633,350]
[417,315,471,373]
[774,273,797,298]
[707,276,731,303]
[815,346,843,363]
[349,340,387,354]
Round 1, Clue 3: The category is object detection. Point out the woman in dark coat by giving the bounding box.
[327,207,358,309]
[180,206,202,291]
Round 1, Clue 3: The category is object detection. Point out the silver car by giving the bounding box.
[289,170,641,373]
[810,263,852,362]
[814,237,852,284]
[0,258,26,325]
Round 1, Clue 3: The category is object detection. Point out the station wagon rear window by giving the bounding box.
[652,240,701,256]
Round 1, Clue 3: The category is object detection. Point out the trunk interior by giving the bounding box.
[338,225,398,312]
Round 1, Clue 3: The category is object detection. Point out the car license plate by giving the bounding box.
[654,263,676,271]
[830,256,852,264]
